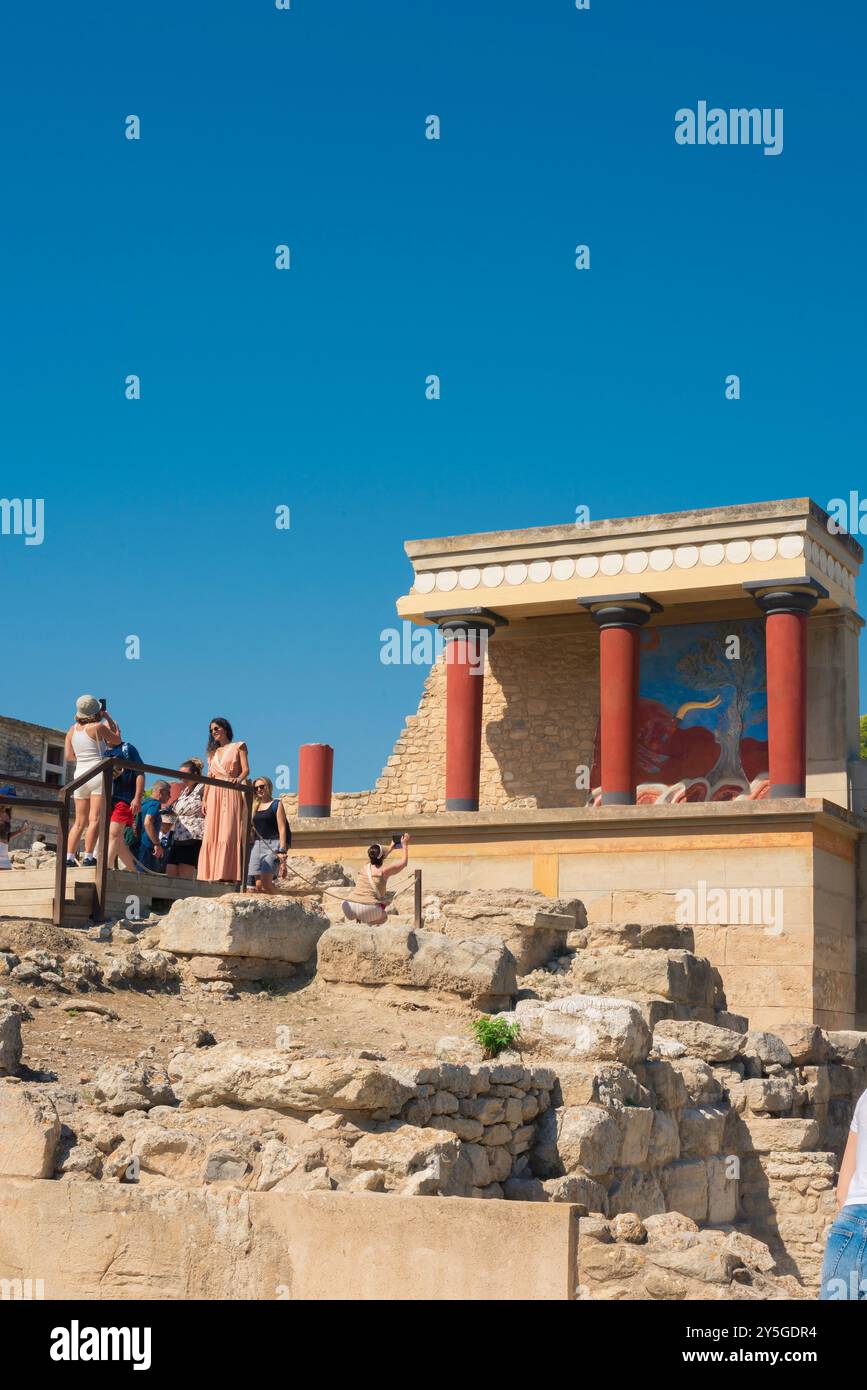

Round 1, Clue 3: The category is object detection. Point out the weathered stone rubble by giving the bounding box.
[317,922,517,1011]
[577,1212,809,1301]
[422,888,583,974]
[7,845,57,872]
[0,941,180,992]
[0,883,864,1301]
[1,1045,556,1201]
[520,918,738,1029]
[496,989,863,1288]
[161,894,329,984]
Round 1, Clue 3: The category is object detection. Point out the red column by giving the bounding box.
[583,594,661,805]
[599,624,641,804]
[766,610,808,796]
[298,743,333,817]
[444,627,486,811]
[745,581,823,798]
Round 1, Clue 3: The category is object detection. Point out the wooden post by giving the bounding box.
[53,793,69,927]
[93,763,112,922]
[413,868,422,931]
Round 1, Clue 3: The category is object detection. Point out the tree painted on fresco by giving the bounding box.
[675,621,766,788]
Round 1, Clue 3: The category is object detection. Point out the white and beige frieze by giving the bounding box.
[398,499,860,623]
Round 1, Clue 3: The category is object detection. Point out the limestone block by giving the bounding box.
[647,1111,681,1168]
[187,956,297,982]
[743,1030,793,1069]
[161,894,328,963]
[169,1045,418,1115]
[827,1031,867,1066]
[745,1075,796,1114]
[104,947,182,990]
[737,1115,821,1154]
[773,1023,830,1065]
[92,1062,175,1115]
[679,1106,728,1159]
[828,1065,854,1099]
[431,1114,483,1142]
[644,1211,700,1241]
[553,1062,642,1109]
[620,1107,654,1167]
[666,1058,724,1106]
[349,1125,471,1196]
[645,1244,740,1286]
[0,1081,60,1177]
[316,923,516,1009]
[542,1174,609,1211]
[660,1158,709,1223]
[461,1142,491,1187]
[653,1019,744,1063]
[644,1060,689,1112]
[568,950,712,1008]
[606,1167,665,1219]
[281,855,351,890]
[706,1155,740,1224]
[516,995,650,1065]
[422,888,581,973]
[0,1008,22,1075]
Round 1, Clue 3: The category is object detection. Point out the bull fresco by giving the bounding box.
[591,619,769,803]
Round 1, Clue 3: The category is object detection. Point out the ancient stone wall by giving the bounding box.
[511,990,860,1288]
[283,631,599,818]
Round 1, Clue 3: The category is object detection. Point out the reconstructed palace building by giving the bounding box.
[296,499,865,1033]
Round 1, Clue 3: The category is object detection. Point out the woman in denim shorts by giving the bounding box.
[820,1087,867,1299]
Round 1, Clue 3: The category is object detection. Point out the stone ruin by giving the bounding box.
[0,870,865,1301]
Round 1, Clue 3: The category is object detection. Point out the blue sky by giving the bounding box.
[2,1,865,790]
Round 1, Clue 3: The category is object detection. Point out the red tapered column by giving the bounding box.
[582,594,662,806]
[298,743,333,817]
[423,611,504,812]
[600,624,641,803]
[745,580,824,798]
[766,610,808,796]
[444,626,487,811]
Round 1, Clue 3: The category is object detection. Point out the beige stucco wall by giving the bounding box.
[0,1180,578,1301]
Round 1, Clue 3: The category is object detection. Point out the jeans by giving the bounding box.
[819,1205,867,1300]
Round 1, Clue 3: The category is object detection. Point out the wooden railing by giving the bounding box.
[0,759,254,925]
[2,767,425,930]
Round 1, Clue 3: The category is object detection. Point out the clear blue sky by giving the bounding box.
[3,1,865,790]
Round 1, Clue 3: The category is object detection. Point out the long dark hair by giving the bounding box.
[368,843,384,867]
[207,717,234,753]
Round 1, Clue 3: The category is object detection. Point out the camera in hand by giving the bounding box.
[392,832,404,846]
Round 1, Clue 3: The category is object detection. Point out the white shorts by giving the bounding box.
[73,773,104,800]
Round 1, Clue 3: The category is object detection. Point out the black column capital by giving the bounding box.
[423,606,507,638]
[578,592,663,630]
[743,578,828,617]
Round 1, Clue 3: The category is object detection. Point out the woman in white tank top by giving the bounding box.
[63,694,123,867]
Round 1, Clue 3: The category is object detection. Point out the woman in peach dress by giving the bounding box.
[198,717,250,882]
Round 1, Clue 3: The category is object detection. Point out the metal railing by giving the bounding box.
[0,758,254,925]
